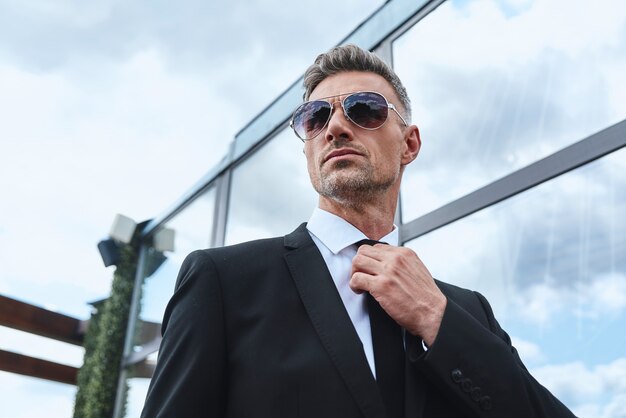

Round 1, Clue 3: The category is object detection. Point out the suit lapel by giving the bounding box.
[284,224,387,418]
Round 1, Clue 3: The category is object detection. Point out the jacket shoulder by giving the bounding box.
[188,222,310,263]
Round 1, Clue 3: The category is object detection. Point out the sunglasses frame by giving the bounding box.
[290,91,408,141]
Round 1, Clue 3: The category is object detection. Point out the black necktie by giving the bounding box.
[355,239,405,418]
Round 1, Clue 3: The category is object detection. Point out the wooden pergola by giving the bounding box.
[0,294,158,385]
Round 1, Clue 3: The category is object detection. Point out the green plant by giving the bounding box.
[73,243,138,418]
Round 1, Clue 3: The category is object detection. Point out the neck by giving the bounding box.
[318,189,398,240]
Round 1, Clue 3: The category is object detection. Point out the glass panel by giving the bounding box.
[405,147,626,417]
[124,361,154,418]
[123,187,217,415]
[394,0,626,221]
[125,377,150,418]
[139,186,216,325]
[225,128,318,245]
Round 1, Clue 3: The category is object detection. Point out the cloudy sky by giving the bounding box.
[1,0,626,417]
[0,1,384,416]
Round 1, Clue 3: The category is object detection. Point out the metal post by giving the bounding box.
[112,244,149,418]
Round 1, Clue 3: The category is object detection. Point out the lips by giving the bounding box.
[323,148,363,163]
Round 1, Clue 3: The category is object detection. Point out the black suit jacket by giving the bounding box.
[141,223,576,418]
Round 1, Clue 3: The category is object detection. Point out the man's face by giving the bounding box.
[303,71,419,206]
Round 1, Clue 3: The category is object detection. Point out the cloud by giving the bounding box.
[512,278,566,325]
[581,273,626,318]
[575,396,626,418]
[0,0,383,71]
[471,252,626,328]
[396,0,626,221]
[402,0,626,69]
[535,361,602,399]
[407,140,626,328]
[531,358,626,417]
[511,335,546,366]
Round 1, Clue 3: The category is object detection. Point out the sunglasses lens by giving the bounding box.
[293,100,332,140]
[344,92,388,129]
[291,92,393,140]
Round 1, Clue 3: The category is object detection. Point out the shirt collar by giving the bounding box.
[307,207,399,254]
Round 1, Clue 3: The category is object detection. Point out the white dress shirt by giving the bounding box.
[306,207,399,377]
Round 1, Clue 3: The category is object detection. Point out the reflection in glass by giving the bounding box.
[405,148,626,417]
[124,361,155,418]
[124,187,216,415]
[126,377,150,418]
[394,0,626,221]
[139,187,216,324]
[225,128,318,245]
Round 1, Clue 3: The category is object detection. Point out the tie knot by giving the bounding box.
[354,239,386,248]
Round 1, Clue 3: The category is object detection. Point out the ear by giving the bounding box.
[401,125,421,166]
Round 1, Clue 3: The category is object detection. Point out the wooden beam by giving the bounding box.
[124,336,161,367]
[0,349,78,385]
[138,320,161,345]
[0,294,85,346]
[133,358,156,379]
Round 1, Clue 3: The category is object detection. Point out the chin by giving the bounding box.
[319,172,372,197]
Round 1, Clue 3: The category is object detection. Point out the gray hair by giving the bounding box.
[303,44,411,122]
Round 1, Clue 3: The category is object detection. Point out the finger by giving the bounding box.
[349,271,373,294]
[356,243,395,262]
[351,252,382,276]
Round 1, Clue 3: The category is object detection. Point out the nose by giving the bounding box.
[324,101,354,143]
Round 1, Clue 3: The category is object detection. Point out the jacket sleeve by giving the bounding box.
[141,250,227,418]
[407,290,577,418]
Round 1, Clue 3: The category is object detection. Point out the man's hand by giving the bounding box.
[350,244,447,346]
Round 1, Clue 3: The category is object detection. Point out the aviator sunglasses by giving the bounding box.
[290,91,408,141]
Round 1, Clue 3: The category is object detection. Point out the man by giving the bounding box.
[141,45,575,417]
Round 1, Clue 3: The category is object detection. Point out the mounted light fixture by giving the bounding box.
[97,214,138,267]
[97,215,175,268]
[97,238,121,267]
[109,214,137,244]
[153,227,175,252]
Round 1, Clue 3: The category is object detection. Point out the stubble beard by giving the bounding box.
[313,159,398,209]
